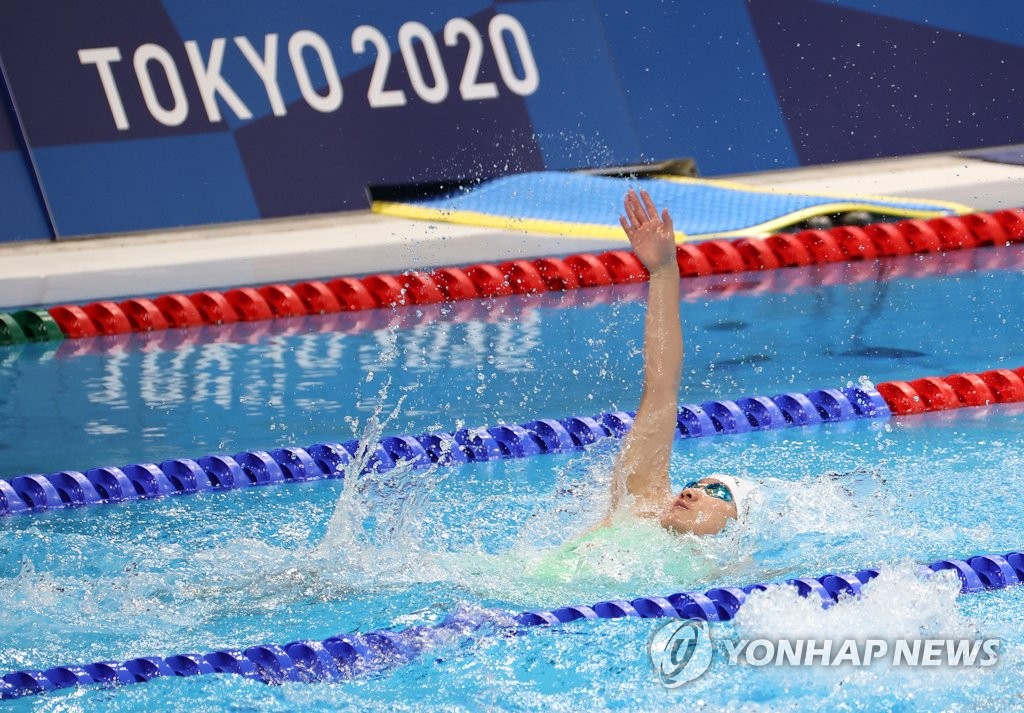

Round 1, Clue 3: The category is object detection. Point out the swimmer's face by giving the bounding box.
[659,478,739,535]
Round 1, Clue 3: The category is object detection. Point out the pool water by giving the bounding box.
[2,246,1021,478]
[1,245,1023,710]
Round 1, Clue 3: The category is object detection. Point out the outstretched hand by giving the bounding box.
[619,189,677,276]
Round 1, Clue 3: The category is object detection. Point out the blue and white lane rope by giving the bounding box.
[0,386,889,517]
[1,548,1018,700]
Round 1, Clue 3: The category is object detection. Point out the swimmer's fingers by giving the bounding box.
[661,207,674,235]
[624,190,644,228]
[638,190,675,238]
[619,214,635,239]
[639,190,658,221]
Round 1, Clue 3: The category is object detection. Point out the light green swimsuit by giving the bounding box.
[527,517,714,586]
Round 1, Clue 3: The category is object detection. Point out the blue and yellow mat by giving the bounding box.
[373,172,971,242]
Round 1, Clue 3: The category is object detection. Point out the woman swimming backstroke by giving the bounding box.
[606,189,757,536]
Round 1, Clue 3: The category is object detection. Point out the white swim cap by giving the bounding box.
[706,474,759,521]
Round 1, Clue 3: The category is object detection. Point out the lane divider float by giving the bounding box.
[878,368,1024,414]
[1,209,1021,346]
[44,246,1024,363]
[2,548,1020,700]
[0,385,889,518]
[3,365,1022,519]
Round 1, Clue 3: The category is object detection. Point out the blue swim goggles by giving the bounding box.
[683,481,734,503]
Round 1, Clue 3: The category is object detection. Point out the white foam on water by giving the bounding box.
[735,562,976,641]
[725,561,996,693]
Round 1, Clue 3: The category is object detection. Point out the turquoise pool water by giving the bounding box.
[2,247,1021,478]
[0,245,1023,710]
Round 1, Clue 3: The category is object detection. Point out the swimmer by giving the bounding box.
[603,189,757,535]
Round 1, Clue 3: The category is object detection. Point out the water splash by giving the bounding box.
[7,406,1010,678]
[185,383,454,601]
[735,562,977,641]
[726,562,995,696]
[315,395,432,556]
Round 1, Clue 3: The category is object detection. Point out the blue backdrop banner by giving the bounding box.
[0,68,52,242]
[0,1,1021,240]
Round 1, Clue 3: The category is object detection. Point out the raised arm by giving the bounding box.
[609,189,682,516]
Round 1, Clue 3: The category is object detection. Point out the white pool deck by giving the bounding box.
[1,150,1022,310]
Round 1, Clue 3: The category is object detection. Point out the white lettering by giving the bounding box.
[980,639,1000,666]
[717,637,999,669]
[893,639,919,665]
[398,21,449,104]
[444,18,498,101]
[864,639,888,663]
[81,16,541,128]
[921,639,944,666]
[744,640,774,666]
[78,47,130,130]
[288,30,343,113]
[775,639,803,666]
[803,639,832,665]
[133,43,189,127]
[946,639,983,666]
[720,639,746,665]
[236,34,287,117]
[832,639,861,666]
[185,38,252,122]
[488,14,539,96]
[352,25,407,108]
